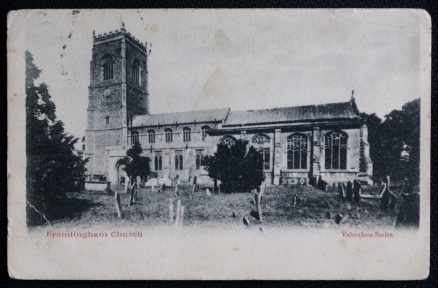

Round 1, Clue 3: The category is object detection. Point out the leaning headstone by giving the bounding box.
[326,211,332,219]
[380,177,391,210]
[129,181,136,206]
[335,213,343,224]
[243,216,250,227]
[174,199,181,226]
[338,183,346,200]
[346,181,353,201]
[395,190,420,228]
[124,176,129,193]
[255,191,263,222]
[232,211,238,218]
[114,191,122,219]
[260,181,266,198]
[136,175,141,190]
[180,205,185,226]
[174,183,179,197]
[169,198,174,224]
[174,175,180,196]
[206,188,212,197]
[353,179,361,203]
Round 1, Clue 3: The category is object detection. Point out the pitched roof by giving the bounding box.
[132,107,230,127]
[222,100,360,127]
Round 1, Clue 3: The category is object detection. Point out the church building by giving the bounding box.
[84,27,373,186]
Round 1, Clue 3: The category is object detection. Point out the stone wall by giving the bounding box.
[126,40,149,116]
[85,33,149,177]
[127,122,220,182]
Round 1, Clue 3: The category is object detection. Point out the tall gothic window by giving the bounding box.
[195,149,204,170]
[131,131,139,145]
[132,59,140,86]
[148,129,155,143]
[175,150,183,170]
[105,116,110,125]
[287,134,308,170]
[220,135,236,146]
[165,128,173,143]
[183,127,191,142]
[154,151,162,171]
[251,134,271,171]
[324,131,348,170]
[102,54,113,80]
[261,148,270,171]
[201,126,210,141]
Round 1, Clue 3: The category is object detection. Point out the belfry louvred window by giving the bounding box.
[132,59,141,85]
[102,54,113,80]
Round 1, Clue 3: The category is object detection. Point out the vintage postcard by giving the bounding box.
[7,9,430,279]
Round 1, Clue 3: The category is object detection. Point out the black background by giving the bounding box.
[0,1,436,287]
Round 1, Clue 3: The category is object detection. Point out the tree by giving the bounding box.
[116,142,150,182]
[361,99,420,186]
[26,51,88,226]
[203,139,265,193]
[116,143,150,206]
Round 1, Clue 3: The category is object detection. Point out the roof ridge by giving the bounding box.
[137,107,230,117]
[232,101,352,113]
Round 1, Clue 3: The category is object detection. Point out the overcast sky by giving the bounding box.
[24,9,427,138]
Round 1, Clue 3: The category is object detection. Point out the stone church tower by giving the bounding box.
[85,25,149,177]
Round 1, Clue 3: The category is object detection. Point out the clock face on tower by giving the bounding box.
[104,89,111,97]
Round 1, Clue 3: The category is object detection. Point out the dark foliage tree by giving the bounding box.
[203,139,265,193]
[26,51,88,226]
[361,98,420,186]
[116,142,150,181]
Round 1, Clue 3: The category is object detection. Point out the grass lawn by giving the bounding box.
[46,184,399,229]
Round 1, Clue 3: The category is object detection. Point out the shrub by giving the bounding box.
[204,139,265,193]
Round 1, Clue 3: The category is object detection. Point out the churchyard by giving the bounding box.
[46,184,399,229]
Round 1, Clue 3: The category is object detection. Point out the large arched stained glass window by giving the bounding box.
[252,134,270,145]
[220,135,236,146]
[251,134,271,171]
[287,134,308,170]
[324,131,348,170]
[102,54,113,80]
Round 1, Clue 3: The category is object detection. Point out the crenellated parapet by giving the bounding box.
[93,29,147,52]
